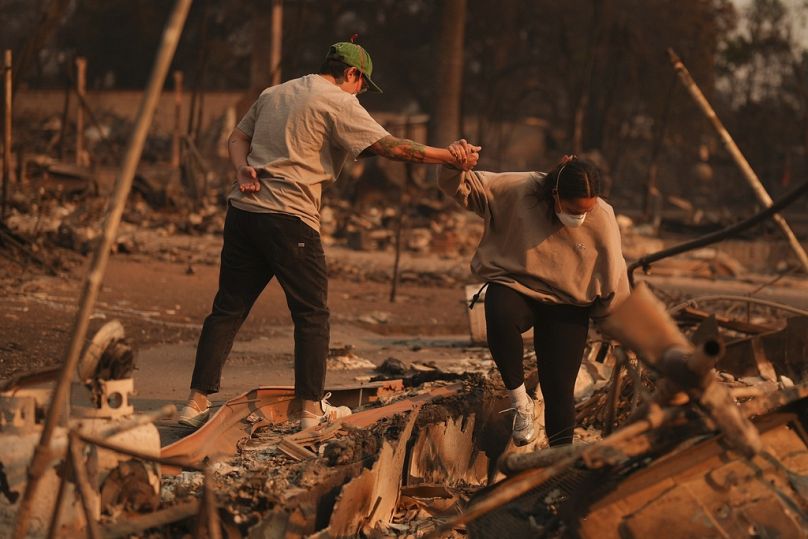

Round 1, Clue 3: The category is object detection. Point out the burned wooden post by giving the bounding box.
[643,73,676,225]
[389,203,405,303]
[12,2,193,536]
[187,3,210,142]
[68,433,103,539]
[2,49,11,223]
[270,0,283,86]
[668,48,808,273]
[58,76,70,160]
[75,56,87,167]
[390,117,415,303]
[171,70,183,168]
[46,457,71,539]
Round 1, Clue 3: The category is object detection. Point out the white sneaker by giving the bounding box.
[177,398,211,429]
[502,401,536,447]
[300,392,352,430]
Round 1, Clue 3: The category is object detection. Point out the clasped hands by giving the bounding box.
[448,139,482,171]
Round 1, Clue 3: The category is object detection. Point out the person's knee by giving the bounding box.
[210,290,250,319]
[292,305,330,329]
[485,308,529,336]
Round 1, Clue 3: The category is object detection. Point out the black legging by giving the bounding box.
[484,283,590,446]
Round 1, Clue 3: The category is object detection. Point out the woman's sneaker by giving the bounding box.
[177,398,211,429]
[510,401,536,446]
[300,392,352,430]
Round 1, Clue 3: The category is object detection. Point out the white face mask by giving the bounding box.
[552,161,588,228]
[556,210,587,228]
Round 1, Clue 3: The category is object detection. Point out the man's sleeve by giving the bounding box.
[330,98,391,159]
[236,98,260,138]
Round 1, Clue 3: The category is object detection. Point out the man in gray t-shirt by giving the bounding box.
[178,40,479,430]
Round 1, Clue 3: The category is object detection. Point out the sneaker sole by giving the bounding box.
[513,432,536,447]
[178,411,210,429]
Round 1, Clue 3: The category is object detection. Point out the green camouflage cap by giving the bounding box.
[326,40,383,93]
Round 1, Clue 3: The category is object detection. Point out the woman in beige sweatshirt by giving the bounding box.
[440,148,630,447]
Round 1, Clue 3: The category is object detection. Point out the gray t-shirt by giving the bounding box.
[229,74,390,231]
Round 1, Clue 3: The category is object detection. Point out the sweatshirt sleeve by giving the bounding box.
[437,167,492,219]
[590,205,631,321]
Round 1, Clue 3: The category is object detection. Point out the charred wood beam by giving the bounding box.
[628,178,808,287]
[603,351,626,435]
[68,433,103,539]
[45,457,71,539]
[432,405,682,536]
[500,443,583,476]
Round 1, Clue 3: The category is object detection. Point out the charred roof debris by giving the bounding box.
[2,273,808,536]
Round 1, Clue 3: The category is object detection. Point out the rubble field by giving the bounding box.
[2,163,808,538]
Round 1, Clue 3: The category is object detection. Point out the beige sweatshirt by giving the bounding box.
[438,167,630,319]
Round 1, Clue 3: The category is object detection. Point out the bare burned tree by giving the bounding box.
[428,0,467,148]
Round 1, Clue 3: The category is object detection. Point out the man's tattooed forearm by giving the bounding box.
[375,136,426,162]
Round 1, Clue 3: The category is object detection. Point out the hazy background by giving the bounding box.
[3,0,808,216]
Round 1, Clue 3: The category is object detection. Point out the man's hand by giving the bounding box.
[366,135,480,167]
[237,165,260,193]
[448,139,482,170]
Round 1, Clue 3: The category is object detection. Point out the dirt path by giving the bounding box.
[1,245,484,412]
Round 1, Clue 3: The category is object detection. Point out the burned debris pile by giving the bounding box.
[3,46,808,539]
[0,151,487,289]
[3,275,808,537]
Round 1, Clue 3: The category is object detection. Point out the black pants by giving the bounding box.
[485,283,590,446]
[190,206,329,401]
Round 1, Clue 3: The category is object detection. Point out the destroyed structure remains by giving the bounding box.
[3,2,808,538]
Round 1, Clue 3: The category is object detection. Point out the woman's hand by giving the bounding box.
[448,139,482,170]
[237,165,260,193]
